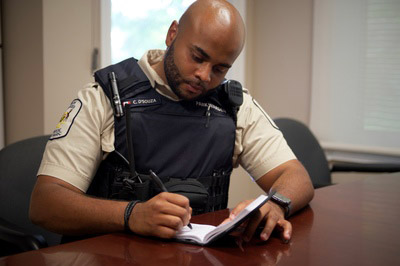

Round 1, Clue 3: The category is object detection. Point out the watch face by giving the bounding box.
[271,192,292,219]
[272,192,291,206]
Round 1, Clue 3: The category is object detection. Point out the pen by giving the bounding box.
[149,170,193,229]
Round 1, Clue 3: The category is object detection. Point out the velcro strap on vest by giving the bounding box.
[207,194,226,212]
[198,171,231,212]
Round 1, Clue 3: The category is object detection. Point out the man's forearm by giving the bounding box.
[30,175,128,235]
[256,159,314,216]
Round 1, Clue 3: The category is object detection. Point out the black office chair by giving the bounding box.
[0,135,61,257]
[274,118,400,189]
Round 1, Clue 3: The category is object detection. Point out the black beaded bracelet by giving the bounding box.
[124,200,140,233]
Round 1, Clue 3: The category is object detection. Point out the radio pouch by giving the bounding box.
[163,178,209,215]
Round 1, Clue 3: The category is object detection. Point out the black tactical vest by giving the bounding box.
[87,58,240,214]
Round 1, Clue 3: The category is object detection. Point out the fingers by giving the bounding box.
[230,199,254,218]
[276,219,292,242]
[164,192,191,210]
[220,199,254,226]
[242,204,268,242]
[259,211,280,241]
[155,193,192,227]
[154,225,178,239]
[239,201,292,243]
[259,215,292,244]
[160,192,192,222]
[129,192,192,238]
[219,217,231,226]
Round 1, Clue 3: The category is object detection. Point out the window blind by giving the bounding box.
[363,0,400,134]
[311,0,400,162]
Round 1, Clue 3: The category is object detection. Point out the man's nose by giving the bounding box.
[195,63,212,83]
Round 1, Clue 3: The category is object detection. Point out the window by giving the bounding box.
[108,0,195,64]
[311,0,400,163]
[100,0,246,84]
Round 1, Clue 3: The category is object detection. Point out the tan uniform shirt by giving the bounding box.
[38,50,296,192]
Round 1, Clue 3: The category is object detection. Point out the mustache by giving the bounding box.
[185,79,207,91]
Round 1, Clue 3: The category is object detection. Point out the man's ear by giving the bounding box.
[166,20,179,47]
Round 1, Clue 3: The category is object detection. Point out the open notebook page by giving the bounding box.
[175,194,270,245]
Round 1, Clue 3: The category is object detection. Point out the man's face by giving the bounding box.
[163,21,243,101]
[164,41,203,100]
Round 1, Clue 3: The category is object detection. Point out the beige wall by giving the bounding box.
[3,0,97,145]
[228,0,314,207]
[3,0,44,145]
[43,0,98,133]
[249,0,313,124]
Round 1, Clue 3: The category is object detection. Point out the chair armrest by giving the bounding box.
[331,161,400,173]
[0,217,48,255]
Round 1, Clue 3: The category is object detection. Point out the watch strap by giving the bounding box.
[271,193,291,219]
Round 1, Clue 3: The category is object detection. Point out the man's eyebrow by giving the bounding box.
[193,45,232,69]
[193,45,210,60]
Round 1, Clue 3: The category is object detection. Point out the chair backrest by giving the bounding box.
[274,118,332,188]
[0,135,61,247]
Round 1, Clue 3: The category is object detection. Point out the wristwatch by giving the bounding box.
[271,192,292,219]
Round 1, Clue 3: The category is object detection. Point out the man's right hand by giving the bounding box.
[129,192,192,238]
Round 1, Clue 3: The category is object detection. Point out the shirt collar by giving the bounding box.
[138,49,180,101]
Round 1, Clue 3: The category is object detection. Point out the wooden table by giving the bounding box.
[1,173,399,265]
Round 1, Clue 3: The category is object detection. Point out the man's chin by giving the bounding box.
[174,88,203,101]
[179,93,202,101]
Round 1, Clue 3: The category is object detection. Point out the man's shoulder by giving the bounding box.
[239,87,253,109]
[84,81,100,90]
[236,87,276,130]
[79,82,107,98]
[75,82,112,113]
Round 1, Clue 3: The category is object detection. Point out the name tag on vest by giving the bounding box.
[123,97,161,107]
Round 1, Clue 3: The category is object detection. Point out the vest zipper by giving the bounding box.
[205,105,211,128]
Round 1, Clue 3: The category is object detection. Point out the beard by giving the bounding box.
[164,41,207,101]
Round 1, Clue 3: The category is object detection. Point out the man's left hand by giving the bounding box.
[222,199,292,243]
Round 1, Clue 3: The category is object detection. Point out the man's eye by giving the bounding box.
[192,55,203,63]
[213,67,226,74]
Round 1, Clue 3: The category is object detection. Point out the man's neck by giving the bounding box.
[151,60,168,85]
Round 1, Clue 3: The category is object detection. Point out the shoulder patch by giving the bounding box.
[50,99,82,140]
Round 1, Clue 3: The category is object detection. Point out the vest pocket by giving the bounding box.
[164,178,209,215]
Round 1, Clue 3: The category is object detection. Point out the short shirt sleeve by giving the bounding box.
[233,90,296,180]
[37,83,114,192]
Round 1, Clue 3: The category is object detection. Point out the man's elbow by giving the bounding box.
[29,180,57,229]
[29,193,47,228]
[308,183,315,202]
[304,170,315,200]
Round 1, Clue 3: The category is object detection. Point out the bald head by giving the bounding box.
[154,0,246,100]
[177,0,245,58]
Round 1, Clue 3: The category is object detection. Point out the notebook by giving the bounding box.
[175,193,274,246]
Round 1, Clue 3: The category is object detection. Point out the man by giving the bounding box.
[30,0,314,243]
